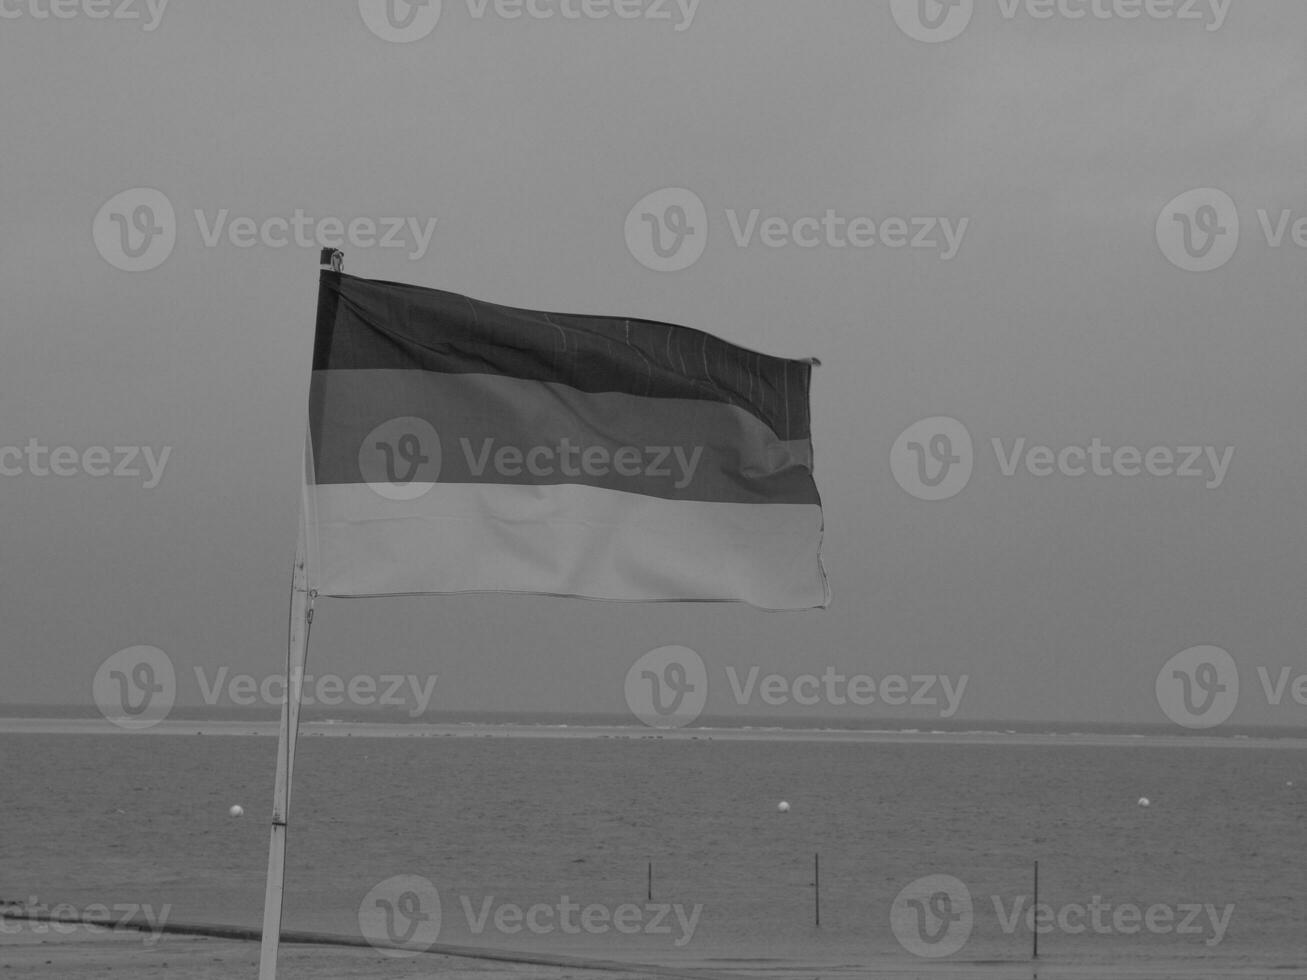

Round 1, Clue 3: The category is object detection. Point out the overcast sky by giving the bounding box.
[3,0,1305,727]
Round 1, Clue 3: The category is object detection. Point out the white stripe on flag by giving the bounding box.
[305,482,828,610]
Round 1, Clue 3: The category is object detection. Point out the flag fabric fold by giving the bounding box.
[303,271,829,610]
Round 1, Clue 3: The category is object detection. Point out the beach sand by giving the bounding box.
[6,930,1302,980]
[0,929,662,980]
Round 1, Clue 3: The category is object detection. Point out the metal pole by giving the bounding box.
[257,250,337,979]
[256,518,313,979]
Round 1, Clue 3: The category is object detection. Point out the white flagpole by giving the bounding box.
[257,516,313,980]
[257,249,338,979]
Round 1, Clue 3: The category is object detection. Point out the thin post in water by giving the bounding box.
[814,852,820,928]
[1032,859,1040,960]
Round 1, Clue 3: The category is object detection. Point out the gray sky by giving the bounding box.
[3,0,1305,726]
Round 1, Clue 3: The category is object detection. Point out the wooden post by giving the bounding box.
[1032,860,1040,960]
[813,852,820,927]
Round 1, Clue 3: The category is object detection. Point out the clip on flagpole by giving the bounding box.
[257,252,338,980]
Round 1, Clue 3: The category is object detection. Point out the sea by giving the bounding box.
[2,711,1305,978]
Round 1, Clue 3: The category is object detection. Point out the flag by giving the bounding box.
[302,271,829,611]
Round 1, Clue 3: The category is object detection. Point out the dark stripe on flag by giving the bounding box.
[312,272,815,442]
[309,369,820,506]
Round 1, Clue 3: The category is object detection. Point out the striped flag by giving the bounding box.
[302,271,829,610]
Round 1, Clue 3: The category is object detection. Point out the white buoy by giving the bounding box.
[1137,797,1150,808]
[777,801,790,813]
[229,805,244,818]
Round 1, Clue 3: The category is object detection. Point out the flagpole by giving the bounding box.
[256,249,338,980]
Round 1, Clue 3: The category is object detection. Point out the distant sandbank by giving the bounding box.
[0,716,1304,750]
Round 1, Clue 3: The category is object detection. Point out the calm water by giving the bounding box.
[2,732,1305,975]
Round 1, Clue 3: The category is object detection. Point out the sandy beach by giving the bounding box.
[0,928,667,980]
[5,928,1303,980]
